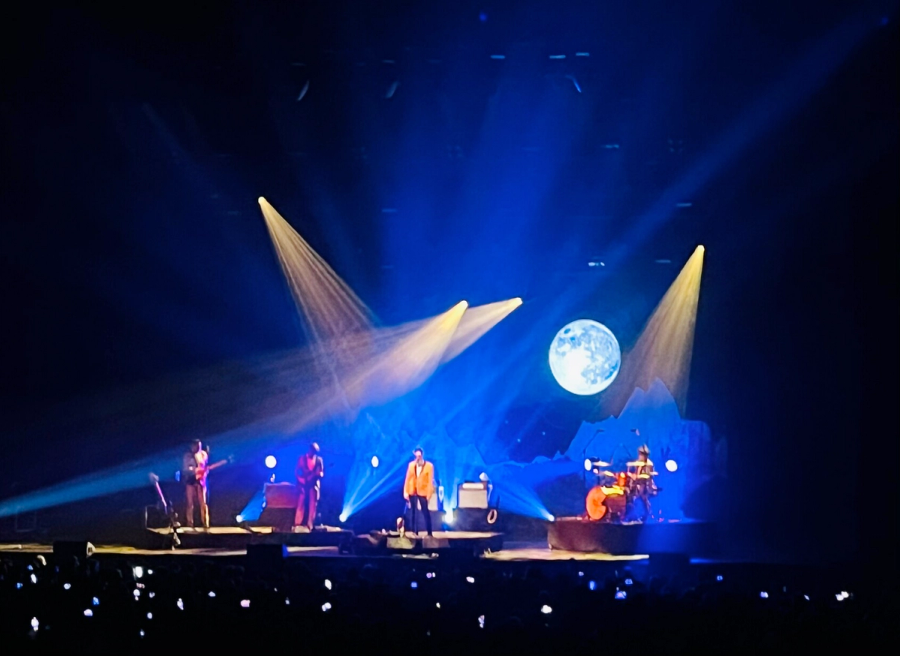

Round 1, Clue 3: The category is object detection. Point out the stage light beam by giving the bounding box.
[441,297,522,364]
[602,245,705,415]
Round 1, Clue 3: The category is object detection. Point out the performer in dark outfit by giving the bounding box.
[294,442,324,530]
[182,439,210,529]
[628,444,657,521]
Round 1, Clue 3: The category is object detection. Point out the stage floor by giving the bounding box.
[0,539,650,562]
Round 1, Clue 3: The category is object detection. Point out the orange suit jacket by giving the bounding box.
[404,461,435,500]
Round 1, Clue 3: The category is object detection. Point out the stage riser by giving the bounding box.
[350,531,503,556]
[145,528,352,550]
[548,519,716,556]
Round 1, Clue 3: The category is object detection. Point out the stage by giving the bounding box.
[0,518,717,560]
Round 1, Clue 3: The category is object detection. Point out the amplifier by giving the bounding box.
[457,482,489,509]
[264,483,299,509]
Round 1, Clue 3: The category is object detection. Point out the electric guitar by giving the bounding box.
[193,456,234,485]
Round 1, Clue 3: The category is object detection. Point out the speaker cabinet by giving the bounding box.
[264,483,299,509]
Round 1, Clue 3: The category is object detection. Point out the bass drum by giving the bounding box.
[586,486,627,520]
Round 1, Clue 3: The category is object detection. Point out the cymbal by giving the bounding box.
[591,460,611,467]
[626,461,650,467]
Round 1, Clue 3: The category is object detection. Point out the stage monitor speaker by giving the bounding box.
[53,541,95,561]
[258,507,294,533]
[247,543,286,577]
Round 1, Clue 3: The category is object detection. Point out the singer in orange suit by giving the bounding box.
[403,447,434,536]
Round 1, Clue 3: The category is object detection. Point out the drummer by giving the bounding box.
[628,445,657,521]
[630,444,654,475]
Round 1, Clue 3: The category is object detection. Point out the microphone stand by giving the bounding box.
[584,429,604,489]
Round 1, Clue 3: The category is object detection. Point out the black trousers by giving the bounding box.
[408,495,432,535]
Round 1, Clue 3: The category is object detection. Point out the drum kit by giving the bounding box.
[584,459,660,522]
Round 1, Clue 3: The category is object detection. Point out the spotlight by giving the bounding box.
[540,605,552,614]
[370,456,379,468]
[264,455,277,469]
[665,460,678,472]
[615,590,627,600]
[444,509,455,525]
[235,515,244,523]
[240,600,250,608]
[584,458,593,471]
[339,511,349,523]
[133,566,144,579]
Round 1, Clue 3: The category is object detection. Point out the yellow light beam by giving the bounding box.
[258,197,376,345]
[602,245,705,416]
[440,297,523,364]
[282,301,469,432]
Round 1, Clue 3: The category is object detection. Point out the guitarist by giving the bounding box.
[182,439,210,529]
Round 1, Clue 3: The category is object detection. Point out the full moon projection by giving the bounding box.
[549,320,621,395]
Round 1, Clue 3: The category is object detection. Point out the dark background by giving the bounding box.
[1,1,897,574]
